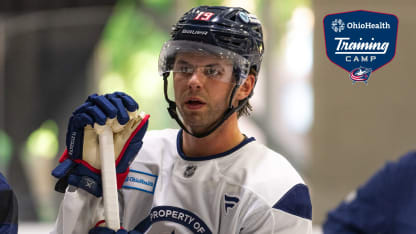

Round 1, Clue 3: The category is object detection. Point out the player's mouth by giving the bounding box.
[184,97,206,110]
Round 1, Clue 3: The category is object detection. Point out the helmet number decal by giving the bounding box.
[194,11,215,21]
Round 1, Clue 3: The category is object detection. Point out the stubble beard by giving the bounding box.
[178,101,227,135]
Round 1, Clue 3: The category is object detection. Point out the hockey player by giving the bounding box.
[0,172,18,233]
[323,152,416,233]
[51,6,312,234]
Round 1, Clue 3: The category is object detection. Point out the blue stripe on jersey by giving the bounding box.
[176,129,256,161]
[272,183,312,220]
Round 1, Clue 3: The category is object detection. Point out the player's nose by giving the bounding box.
[187,69,204,90]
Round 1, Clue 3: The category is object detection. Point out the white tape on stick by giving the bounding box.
[95,123,120,230]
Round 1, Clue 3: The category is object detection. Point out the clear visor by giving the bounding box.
[158,40,250,85]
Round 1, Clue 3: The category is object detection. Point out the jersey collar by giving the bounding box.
[176,129,256,161]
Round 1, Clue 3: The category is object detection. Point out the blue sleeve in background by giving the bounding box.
[0,172,18,234]
[323,152,416,234]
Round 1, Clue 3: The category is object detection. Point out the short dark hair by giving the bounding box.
[237,100,252,118]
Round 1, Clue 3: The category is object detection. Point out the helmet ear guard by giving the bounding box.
[159,6,264,138]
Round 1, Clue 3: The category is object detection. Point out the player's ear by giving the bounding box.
[236,74,255,101]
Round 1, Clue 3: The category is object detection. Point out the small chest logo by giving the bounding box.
[184,165,197,178]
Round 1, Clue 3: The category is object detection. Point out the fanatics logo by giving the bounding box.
[224,194,240,214]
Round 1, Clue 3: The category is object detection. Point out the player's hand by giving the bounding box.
[88,227,127,234]
[89,227,143,234]
[51,92,150,197]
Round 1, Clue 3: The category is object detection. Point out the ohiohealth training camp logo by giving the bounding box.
[331,19,345,32]
[324,10,398,84]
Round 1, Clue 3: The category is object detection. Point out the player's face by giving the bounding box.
[173,53,234,135]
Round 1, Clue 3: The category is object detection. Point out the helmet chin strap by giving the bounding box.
[163,72,248,138]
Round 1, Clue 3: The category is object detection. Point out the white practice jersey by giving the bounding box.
[52,129,312,234]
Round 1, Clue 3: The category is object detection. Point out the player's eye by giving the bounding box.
[179,65,194,73]
[173,65,194,77]
[203,66,223,79]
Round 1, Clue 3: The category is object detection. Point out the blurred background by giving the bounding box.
[0,0,414,233]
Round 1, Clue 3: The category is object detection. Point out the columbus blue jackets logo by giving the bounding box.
[324,10,398,84]
[350,66,372,84]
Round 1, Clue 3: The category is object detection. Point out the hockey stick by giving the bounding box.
[96,124,120,230]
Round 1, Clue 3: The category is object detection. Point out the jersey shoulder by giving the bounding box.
[218,141,307,202]
[217,141,311,220]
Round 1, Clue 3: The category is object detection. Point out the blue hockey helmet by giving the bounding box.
[159,5,264,85]
[159,6,264,138]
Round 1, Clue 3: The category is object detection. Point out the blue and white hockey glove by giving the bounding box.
[89,226,143,234]
[52,92,150,197]
[89,227,128,234]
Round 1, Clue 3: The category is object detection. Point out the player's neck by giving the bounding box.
[181,114,244,157]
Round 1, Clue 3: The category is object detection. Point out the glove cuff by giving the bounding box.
[58,149,101,174]
[59,149,69,163]
[117,168,130,189]
[116,114,150,166]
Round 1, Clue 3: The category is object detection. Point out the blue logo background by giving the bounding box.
[324,10,398,74]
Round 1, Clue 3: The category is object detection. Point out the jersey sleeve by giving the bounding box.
[240,183,312,234]
[323,152,416,233]
[51,186,106,234]
[272,183,312,233]
[232,144,313,234]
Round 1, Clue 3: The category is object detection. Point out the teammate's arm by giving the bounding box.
[323,166,392,233]
[323,152,416,233]
[0,173,18,234]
